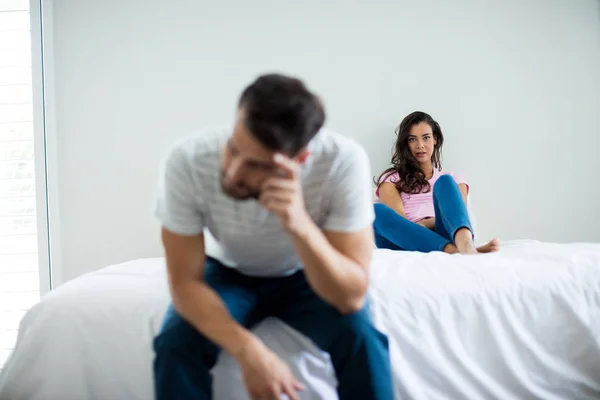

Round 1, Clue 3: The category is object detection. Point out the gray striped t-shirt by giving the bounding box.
[155,126,374,277]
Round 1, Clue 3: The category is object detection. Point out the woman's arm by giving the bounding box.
[459,183,469,205]
[378,182,406,217]
[380,183,435,230]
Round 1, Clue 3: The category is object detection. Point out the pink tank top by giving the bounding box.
[376,169,468,222]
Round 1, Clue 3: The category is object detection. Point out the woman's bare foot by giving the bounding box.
[442,243,459,254]
[443,236,500,255]
[454,228,478,255]
[476,238,500,253]
[443,240,500,255]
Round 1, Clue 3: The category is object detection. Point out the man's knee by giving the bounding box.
[153,306,218,363]
[337,307,387,345]
[153,307,216,399]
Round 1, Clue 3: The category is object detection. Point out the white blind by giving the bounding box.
[0,0,41,371]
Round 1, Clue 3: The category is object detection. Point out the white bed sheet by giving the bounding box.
[1,240,600,400]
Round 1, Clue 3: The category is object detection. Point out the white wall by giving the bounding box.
[50,0,600,282]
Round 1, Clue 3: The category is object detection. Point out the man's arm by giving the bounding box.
[459,183,469,205]
[157,143,303,399]
[156,145,252,357]
[161,228,254,358]
[260,146,375,315]
[290,224,372,314]
[163,229,305,399]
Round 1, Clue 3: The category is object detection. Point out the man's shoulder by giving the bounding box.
[306,129,371,190]
[164,126,229,169]
[309,128,369,163]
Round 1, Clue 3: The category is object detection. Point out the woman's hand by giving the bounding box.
[418,218,435,230]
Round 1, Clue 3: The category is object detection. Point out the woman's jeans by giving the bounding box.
[373,174,473,252]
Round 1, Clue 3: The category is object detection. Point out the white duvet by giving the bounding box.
[1,240,600,400]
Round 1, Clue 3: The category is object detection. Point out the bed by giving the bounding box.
[1,240,600,400]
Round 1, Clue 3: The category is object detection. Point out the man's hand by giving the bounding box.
[237,336,304,400]
[260,153,311,235]
[418,217,435,230]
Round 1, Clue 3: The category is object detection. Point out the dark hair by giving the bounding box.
[238,73,326,156]
[375,111,444,194]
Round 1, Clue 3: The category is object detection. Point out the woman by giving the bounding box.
[374,111,499,254]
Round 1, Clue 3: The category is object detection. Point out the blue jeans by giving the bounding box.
[374,174,473,252]
[153,258,394,400]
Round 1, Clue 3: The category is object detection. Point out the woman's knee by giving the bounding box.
[374,202,393,217]
[433,174,460,196]
[373,203,398,228]
[434,173,455,187]
[373,204,389,231]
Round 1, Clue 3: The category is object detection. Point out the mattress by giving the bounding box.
[1,240,599,400]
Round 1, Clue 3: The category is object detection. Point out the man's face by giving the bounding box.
[220,115,280,200]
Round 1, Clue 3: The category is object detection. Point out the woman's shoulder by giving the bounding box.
[378,170,400,184]
[375,170,401,198]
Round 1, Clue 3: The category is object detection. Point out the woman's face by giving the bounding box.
[407,122,437,166]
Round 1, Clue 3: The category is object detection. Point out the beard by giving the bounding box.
[220,171,260,200]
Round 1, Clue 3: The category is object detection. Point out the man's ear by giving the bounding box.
[294,149,311,165]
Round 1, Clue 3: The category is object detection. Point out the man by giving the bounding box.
[153,73,394,400]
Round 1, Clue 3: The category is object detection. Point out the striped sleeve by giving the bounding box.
[375,170,399,197]
[155,144,205,236]
[323,142,375,233]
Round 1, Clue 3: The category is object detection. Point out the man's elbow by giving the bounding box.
[336,266,369,314]
[337,295,367,315]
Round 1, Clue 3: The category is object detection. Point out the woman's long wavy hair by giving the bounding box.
[375,111,444,195]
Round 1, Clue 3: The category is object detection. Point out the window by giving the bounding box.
[0,0,44,371]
